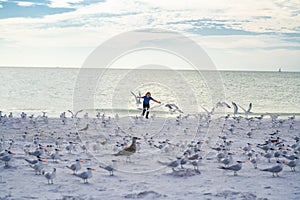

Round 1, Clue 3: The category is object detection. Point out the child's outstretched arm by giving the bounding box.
[153,99,161,104]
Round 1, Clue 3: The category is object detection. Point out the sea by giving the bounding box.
[0,67,299,117]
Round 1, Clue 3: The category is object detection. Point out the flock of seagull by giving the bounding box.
[0,101,299,187]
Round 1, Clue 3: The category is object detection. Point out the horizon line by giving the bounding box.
[0,65,299,73]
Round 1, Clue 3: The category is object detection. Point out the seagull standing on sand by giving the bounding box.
[99,160,118,176]
[67,159,84,174]
[218,160,244,176]
[260,160,285,177]
[284,157,299,171]
[44,168,56,184]
[30,158,47,175]
[167,157,182,171]
[75,167,95,183]
[0,150,15,167]
[114,137,140,162]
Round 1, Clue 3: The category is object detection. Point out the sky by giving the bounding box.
[0,0,300,71]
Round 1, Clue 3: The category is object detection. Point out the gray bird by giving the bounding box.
[250,154,259,169]
[29,146,44,157]
[99,160,118,176]
[30,158,47,175]
[284,157,299,171]
[0,151,15,167]
[75,167,95,183]
[260,160,285,177]
[67,159,84,174]
[114,137,140,162]
[283,153,299,161]
[219,161,244,176]
[44,168,56,184]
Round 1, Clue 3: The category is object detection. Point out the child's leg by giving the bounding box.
[142,104,148,116]
[145,104,150,119]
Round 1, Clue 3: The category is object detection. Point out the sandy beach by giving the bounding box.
[0,111,299,200]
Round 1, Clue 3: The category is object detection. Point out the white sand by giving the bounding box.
[0,112,299,200]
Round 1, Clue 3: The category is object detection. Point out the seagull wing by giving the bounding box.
[169,104,179,109]
[201,106,209,114]
[75,110,83,117]
[130,91,137,98]
[232,102,238,115]
[238,104,247,113]
[165,104,172,109]
[247,103,252,112]
[223,102,231,108]
[68,110,74,117]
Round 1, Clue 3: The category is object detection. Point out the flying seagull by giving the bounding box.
[165,103,183,113]
[130,91,141,106]
[238,103,252,117]
[68,110,83,118]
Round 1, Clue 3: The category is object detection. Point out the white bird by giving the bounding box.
[0,150,15,167]
[30,158,47,175]
[284,157,299,171]
[167,157,182,171]
[231,102,238,116]
[75,167,95,183]
[218,161,244,176]
[44,168,56,184]
[238,103,252,117]
[50,149,60,162]
[165,103,183,113]
[130,91,141,106]
[260,160,285,177]
[250,154,259,169]
[68,110,83,118]
[216,101,231,108]
[201,106,215,117]
[99,160,118,176]
[67,159,84,174]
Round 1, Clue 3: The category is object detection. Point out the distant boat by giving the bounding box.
[278,68,282,72]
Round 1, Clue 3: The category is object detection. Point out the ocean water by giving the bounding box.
[0,67,299,117]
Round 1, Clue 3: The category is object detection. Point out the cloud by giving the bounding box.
[0,0,299,70]
[17,1,37,7]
